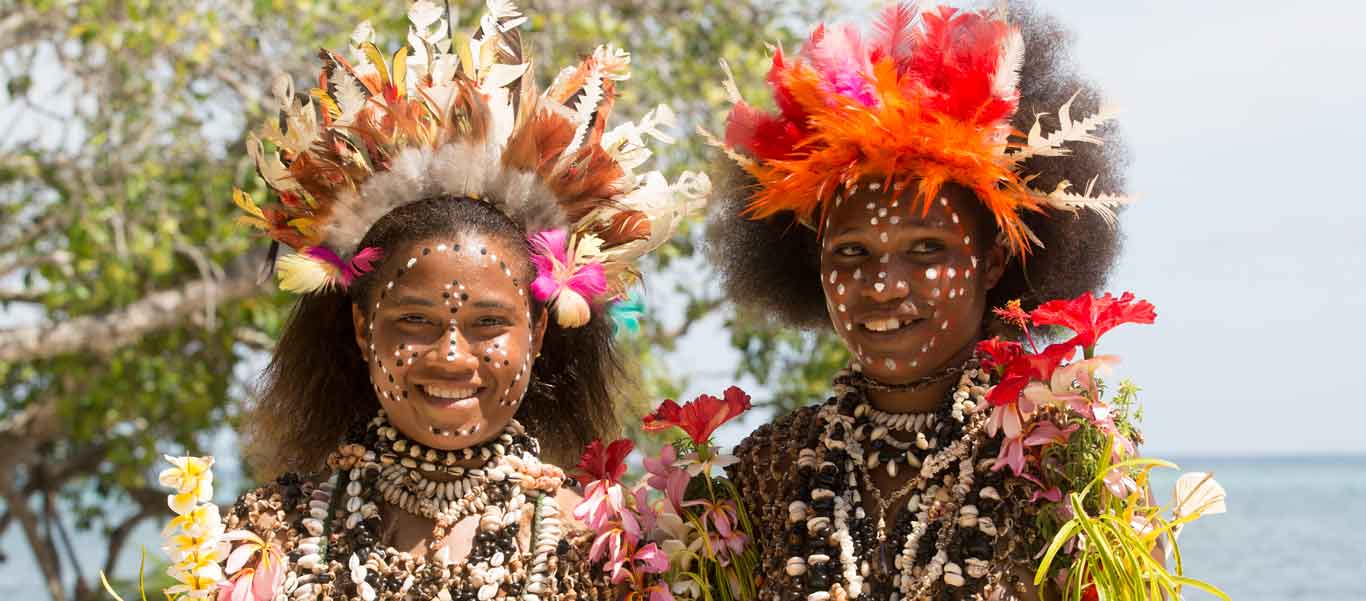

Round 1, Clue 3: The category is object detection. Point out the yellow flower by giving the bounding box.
[164,502,224,538]
[159,455,214,515]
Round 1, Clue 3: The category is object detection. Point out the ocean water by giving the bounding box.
[2,455,1362,599]
[1146,455,1366,601]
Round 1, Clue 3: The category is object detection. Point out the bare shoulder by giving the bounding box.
[554,485,586,529]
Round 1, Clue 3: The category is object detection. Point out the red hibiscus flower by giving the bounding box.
[976,337,1024,373]
[985,342,1075,406]
[642,386,752,446]
[574,438,634,484]
[1030,292,1156,352]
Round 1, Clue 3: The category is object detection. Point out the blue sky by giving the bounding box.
[684,0,1366,456]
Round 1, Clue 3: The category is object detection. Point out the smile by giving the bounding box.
[861,317,918,333]
[419,384,481,401]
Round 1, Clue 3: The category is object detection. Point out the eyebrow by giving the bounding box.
[470,299,513,310]
[389,295,438,307]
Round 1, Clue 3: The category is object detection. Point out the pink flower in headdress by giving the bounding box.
[529,229,607,328]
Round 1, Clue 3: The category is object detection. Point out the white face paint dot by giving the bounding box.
[896,280,907,289]
[941,321,949,330]
[406,257,418,268]
[940,197,949,207]
[947,267,958,279]
[932,288,942,298]
[829,270,838,284]
[879,232,889,243]
[948,288,957,299]
[866,202,876,210]
[880,254,890,264]
[952,213,960,224]
[874,282,885,293]
[964,236,971,245]
[838,304,846,312]
[846,323,853,331]
[884,358,896,370]
[869,182,882,191]
[877,271,887,279]
[965,269,973,279]
[878,208,887,218]
[854,269,863,280]
[871,217,879,225]
[890,216,901,225]
[925,267,940,280]
[837,284,846,295]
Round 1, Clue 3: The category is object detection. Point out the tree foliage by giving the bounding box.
[0,1,842,599]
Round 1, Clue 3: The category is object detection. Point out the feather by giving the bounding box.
[276,252,342,294]
[991,27,1024,101]
[591,210,652,248]
[232,188,266,220]
[559,64,604,160]
[718,58,744,104]
[871,2,918,67]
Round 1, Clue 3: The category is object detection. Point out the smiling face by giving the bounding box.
[351,234,543,450]
[819,179,1006,384]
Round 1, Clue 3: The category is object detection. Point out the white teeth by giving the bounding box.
[862,318,904,332]
[423,385,478,399]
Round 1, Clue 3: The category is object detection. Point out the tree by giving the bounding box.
[0,1,842,599]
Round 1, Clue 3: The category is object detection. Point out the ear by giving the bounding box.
[982,243,1009,291]
[531,306,549,358]
[351,303,370,360]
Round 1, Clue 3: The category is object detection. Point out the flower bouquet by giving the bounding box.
[100,455,288,601]
[977,292,1228,601]
[574,387,759,601]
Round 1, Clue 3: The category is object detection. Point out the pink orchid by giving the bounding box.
[218,530,285,601]
[994,434,1027,476]
[1025,421,1080,447]
[985,395,1035,439]
[529,229,607,328]
[682,497,748,561]
[643,444,689,512]
[590,523,632,569]
[576,480,626,532]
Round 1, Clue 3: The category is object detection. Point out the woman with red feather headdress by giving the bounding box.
[704,2,1224,600]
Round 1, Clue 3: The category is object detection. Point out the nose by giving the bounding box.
[432,320,481,377]
[860,264,910,304]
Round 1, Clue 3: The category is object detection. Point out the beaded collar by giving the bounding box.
[781,360,1032,601]
[276,412,570,601]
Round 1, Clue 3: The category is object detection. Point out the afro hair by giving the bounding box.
[705,0,1130,330]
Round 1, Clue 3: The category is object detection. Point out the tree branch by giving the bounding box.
[0,251,269,362]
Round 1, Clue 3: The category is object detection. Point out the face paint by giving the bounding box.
[818,179,998,384]
[359,235,537,451]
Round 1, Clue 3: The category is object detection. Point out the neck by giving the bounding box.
[864,343,977,414]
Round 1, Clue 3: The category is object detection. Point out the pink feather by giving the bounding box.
[871,2,918,71]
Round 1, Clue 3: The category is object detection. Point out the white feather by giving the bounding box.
[559,64,604,162]
[992,28,1024,100]
[276,253,339,294]
[332,68,368,123]
[718,58,744,105]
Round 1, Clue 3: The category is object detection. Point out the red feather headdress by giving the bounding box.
[712,3,1127,256]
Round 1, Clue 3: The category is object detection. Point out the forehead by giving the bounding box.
[823,179,985,237]
[380,234,526,294]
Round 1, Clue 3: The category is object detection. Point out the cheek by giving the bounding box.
[472,330,534,407]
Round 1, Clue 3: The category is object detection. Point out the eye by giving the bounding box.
[833,243,868,258]
[475,315,513,328]
[398,314,434,325]
[909,239,946,254]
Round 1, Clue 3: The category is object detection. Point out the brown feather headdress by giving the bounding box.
[234,0,707,326]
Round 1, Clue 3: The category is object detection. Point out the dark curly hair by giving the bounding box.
[245,197,627,478]
[705,0,1129,329]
